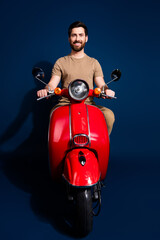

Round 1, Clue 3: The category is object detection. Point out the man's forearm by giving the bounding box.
[45,75,61,91]
[94,76,108,90]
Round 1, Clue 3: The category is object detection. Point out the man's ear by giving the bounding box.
[86,36,88,42]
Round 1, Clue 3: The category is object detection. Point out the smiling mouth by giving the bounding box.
[74,42,82,45]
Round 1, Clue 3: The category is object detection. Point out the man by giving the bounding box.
[37,21,115,135]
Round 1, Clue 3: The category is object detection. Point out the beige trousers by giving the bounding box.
[51,100,115,135]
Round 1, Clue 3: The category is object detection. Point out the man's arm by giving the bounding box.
[94,76,107,89]
[94,76,115,98]
[37,75,61,98]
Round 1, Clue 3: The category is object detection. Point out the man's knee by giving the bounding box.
[107,109,115,124]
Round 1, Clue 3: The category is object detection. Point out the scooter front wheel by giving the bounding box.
[75,188,93,237]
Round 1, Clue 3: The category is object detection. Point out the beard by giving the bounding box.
[70,41,86,52]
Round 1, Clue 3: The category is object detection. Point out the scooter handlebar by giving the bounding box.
[88,89,117,99]
[37,88,117,101]
[100,93,117,99]
[37,91,55,101]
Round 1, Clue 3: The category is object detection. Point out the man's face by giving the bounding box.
[69,27,88,52]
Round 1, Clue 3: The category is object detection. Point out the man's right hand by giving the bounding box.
[37,89,48,98]
[37,75,61,98]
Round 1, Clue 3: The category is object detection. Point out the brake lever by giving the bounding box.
[37,91,55,101]
[100,93,117,99]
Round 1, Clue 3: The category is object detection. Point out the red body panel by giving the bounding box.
[48,101,110,185]
[87,105,110,180]
[63,149,100,186]
[71,103,89,136]
[48,105,70,179]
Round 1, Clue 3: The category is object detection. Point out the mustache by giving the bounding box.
[73,41,82,44]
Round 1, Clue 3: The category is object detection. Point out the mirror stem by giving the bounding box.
[35,76,47,86]
[106,77,118,85]
[35,76,51,91]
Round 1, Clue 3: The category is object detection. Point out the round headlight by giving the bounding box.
[68,79,89,101]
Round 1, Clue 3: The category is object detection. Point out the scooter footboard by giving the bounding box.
[63,149,100,187]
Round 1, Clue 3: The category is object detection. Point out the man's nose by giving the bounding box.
[76,35,80,41]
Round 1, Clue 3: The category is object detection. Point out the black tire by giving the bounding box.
[75,188,93,237]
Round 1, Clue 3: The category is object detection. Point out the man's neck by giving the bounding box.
[70,49,86,59]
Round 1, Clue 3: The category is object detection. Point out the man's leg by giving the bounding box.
[88,102,115,135]
[97,105,115,135]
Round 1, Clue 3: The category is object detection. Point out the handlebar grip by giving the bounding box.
[101,93,117,99]
[37,92,55,101]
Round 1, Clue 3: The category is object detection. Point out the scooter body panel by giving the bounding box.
[48,105,70,179]
[87,104,110,180]
[70,103,89,136]
[49,102,110,181]
[63,148,100,186]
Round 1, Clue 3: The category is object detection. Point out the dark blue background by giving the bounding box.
[0,0,160,239]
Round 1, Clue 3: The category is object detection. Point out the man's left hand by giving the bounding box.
[105,89,115,98]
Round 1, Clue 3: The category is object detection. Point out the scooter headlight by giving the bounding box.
[68,79,89,101]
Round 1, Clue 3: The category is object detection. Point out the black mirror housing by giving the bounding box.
[110,69,121,82]
[32,67,45,81]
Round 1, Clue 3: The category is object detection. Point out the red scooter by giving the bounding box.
[32,68,121,236]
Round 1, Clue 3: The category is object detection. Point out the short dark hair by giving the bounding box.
[68,21,88,37]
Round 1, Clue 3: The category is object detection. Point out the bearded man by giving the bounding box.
[37,21,115,135]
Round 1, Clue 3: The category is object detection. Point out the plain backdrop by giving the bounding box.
[0,0,160,239]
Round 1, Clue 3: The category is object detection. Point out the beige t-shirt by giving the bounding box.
[52,54,104,90]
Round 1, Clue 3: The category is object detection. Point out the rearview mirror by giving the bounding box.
[110,69,121,82]
[32,67,45,81]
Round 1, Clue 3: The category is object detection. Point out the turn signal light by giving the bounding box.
[94,88,101,95]
[54,87,62,95]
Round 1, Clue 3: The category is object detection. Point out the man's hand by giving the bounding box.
[94,76,115,99]
[37,89,48,98]
[37,75,61,99]
[105,89,115,98]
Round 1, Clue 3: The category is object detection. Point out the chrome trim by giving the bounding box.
[73,134,89,147]
[87,104,110,143]
[86,104,91,147]
[69,104,72,147]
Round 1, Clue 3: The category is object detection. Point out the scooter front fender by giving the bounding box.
[63,149,100,187]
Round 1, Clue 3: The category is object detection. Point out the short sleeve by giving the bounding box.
[94,60,104,78]
[51,59,62,77]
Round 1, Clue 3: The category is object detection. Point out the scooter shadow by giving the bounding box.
[0,61,79,238]
[30,176,79,238]
[0,148,77,237]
